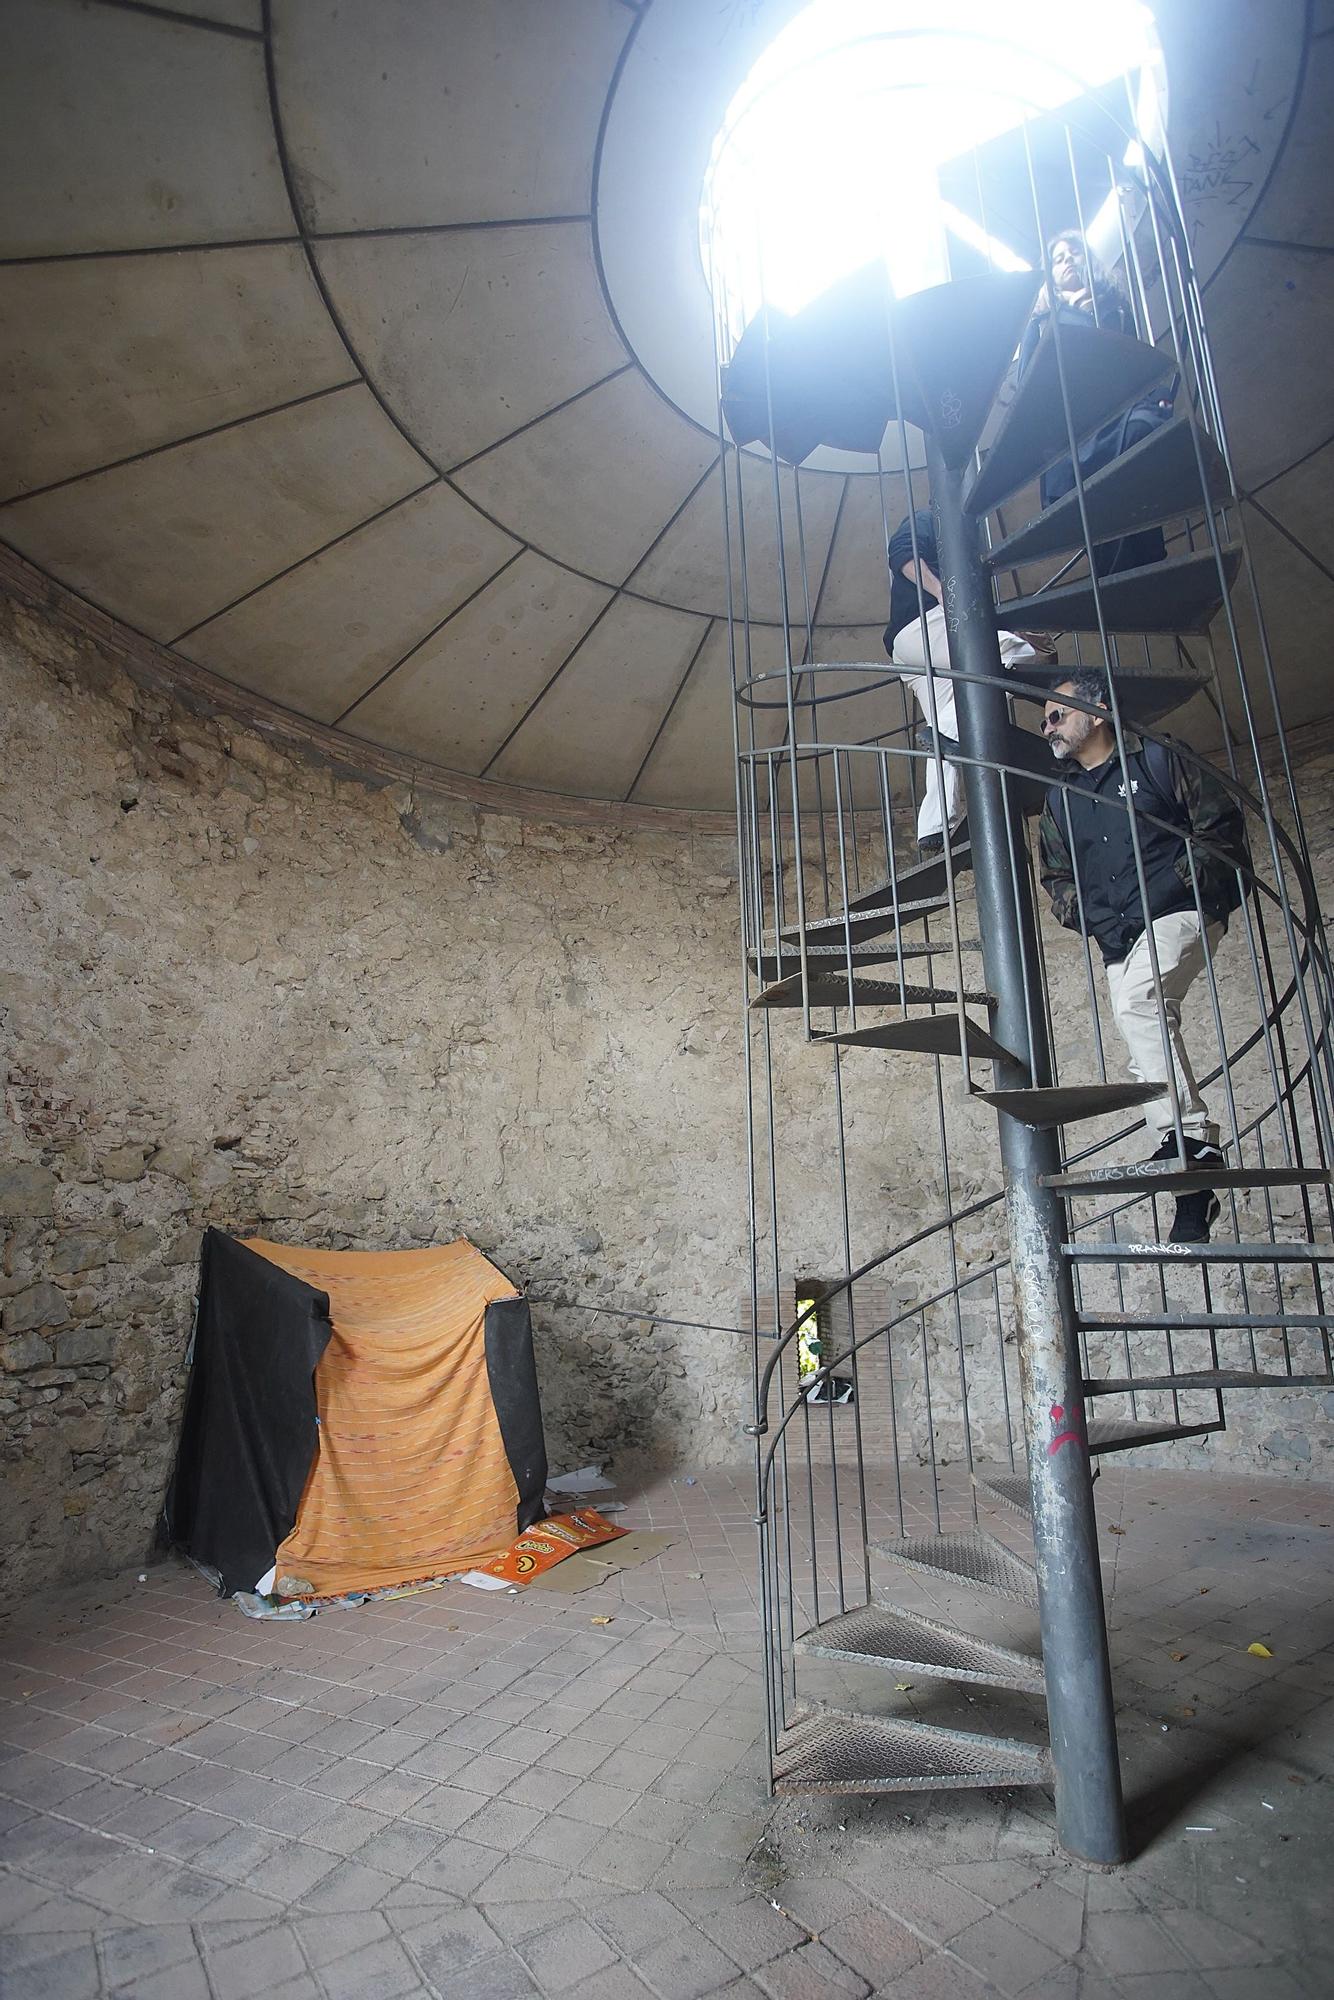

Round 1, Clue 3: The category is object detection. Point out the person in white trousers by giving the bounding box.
[1038,671,1248,1243]
[884,511,1055,850]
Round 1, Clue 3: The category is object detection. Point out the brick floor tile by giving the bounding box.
[318,1934,427,1998]
[588,1747,670,1791]
[296,1857,400,1912]
[194,1820,288,1883]
[650,1760,725,1804]
[412,1835,505,1898]
[353,1821,445,1881]
[580,1829,672,1889]
[539,1736,613,1779]
[814,1906,924,1987]
[559,1779,638,1828]
[569,1968,657,2000]
[755,1941,870,1999]
[948,1912,1064,1995]
[698,1897,810,1973]
[426,1946,542,1998]
[291,1910,391,1967]
[518,1810,605,1867]
[1085,1910,1191,1977]
[873,1867,993,1941]
[465,1797,547,1852]
[0,1930,101,2000]
[1004,1880,1086,1956]
[205,1920,308,1998]
[502,1764,581,1812]
[406,1781,488,1834]
[304,1801,391,1856]
[576,1886,682,1954]
[633,1928,744,2000]
[241,1837,342,1901]
[99,1922,204,1992]
[614,1792,698,1842]
[768,1877,867,1935]
[453,1751,528,1797]
[1114,1975,1216,2000]
[409,1905,506,1982]
[520,1913,619,1991]
[875,1948,993,1998]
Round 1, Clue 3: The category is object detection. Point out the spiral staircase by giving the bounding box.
[722,201,1334,1859]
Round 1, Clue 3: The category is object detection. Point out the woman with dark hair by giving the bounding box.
[1017,231,1173,577]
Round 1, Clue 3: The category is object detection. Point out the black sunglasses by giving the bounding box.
[1041,707,1071,732]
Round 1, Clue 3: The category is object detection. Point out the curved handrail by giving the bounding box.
[751,734,1333,1433]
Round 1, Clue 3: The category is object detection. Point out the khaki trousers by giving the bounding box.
[892,605,1042,839]
[1105,910,1223,1148]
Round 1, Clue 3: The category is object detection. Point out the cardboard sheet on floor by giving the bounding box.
[528,1529,678,1594]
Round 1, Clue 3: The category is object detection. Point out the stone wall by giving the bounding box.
[4,592,1334,1601]
[0,593,763,1598]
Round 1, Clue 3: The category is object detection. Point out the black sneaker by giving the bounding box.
[1169,1141,1223,1242]
[1169,1187,1221,1244]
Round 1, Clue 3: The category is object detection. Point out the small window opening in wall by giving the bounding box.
[796,1285,856,1405]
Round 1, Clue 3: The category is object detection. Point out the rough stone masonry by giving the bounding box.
[3,590,1333,1601]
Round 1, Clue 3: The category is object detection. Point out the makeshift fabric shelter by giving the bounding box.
[162,1228,547,1598]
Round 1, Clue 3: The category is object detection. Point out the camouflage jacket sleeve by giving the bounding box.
[1038,798,1081,931]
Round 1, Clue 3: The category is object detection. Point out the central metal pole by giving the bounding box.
[927,439,1127,1866]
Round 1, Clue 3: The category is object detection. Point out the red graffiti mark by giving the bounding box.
[1047,1401,1084,1458]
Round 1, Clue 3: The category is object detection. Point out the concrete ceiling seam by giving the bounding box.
[313,215,596,244]
[259,5,726,628]
[0,235,300,270]
[0,376,360,512]
[87,0,263,40]
[1248,494,1334,593]
[330,545,528,730]
[444,366,636,479]
[1243,234,1334,256]
[624,617,717,802]
[167,476,443,646]
[1247,426,1334,501]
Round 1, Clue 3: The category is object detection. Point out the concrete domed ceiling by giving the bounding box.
[1,0,1332,819]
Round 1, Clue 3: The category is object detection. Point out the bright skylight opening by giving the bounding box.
[702,0,1164,347]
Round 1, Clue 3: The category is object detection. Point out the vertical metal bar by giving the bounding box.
[929,430,1126,1864]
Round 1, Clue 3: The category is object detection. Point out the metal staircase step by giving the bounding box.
[972,1471,1032,1517]
[795,1603,1044,1693]
[814,1016,1013,1061]
[893,270,1041,467]
[774,1705,1052,1795]
[1086,1416,1224,1454]
[780,895,951,948]
[965,320,1174,518]
[750,970,990,1011]
[995,546,1241,638]
[1078,1310,1334,1334]
[1063,1238,1334,1265]
[986,416,1230,569]
[750,941,955,982]
[977,1081,1165,1128]
[1085,1369,1333,1395]
[1043,1163,1330,1196]
[870,1532,1037,1607]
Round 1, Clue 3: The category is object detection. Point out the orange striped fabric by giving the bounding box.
[245,1237,523,1597]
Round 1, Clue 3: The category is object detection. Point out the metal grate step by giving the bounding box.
[1085,1369,1333,1396]
[774,1706,1051,1795]
[1086,1416,1224,1454]
[870,1531,1037,1607]
[972,1471,1032,1517]
[986,416,1230,569]
[750,970,990,1011]
[1044,1163,1330,1196]
[780,894,951,948]
[995,546,1241,638]
[796,1603,1044,1693]
[977,1081,1165,1128]
[1078,1310,1334,1334]
[1064,1238,1334,1265]
[966,320,1174,517]
[814,1015,1013,1062]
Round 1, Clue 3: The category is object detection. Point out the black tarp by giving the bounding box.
[484,1295,548,1532]
[161,1228,331,1596]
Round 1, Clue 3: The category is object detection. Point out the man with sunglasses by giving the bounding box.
[1037,672,1247,1242]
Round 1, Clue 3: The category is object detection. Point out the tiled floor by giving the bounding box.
[1,1465,1331,1998]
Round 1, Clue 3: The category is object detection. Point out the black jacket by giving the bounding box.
[883,509,940,652]
[1038,737,1247,964]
